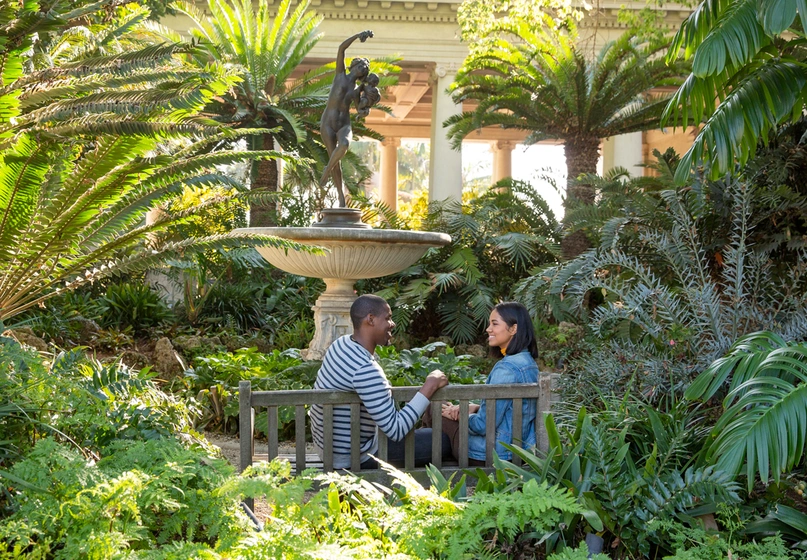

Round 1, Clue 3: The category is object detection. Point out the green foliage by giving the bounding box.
[517,155,807,402]
[368,179,560,344]
[662,0,807,182]
[100,282,172,334]
[747,503,807,551]
[547,542,611,560]
[446,478,582,558]
[685,332,807,490]
[375,342,483,386]
[449,14,688,194]
[0,438,244,559]
[185,348,313,434]
[488,402,740,557]
[659,519,796,559]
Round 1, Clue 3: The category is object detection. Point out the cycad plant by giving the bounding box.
[0,0,312,323]
[368,179,561,344]
[484,401,738,557]
[516,159,807,401]
[447,4,687,206]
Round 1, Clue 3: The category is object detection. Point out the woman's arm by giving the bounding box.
[335,30,373,73]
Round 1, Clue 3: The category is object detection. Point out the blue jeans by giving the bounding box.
[360,428,451,469]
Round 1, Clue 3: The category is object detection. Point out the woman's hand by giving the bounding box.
[441,403,459,421]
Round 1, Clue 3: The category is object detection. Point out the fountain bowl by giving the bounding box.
[236,227,451,359]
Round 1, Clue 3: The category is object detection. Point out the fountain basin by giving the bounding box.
[236,227,451,359]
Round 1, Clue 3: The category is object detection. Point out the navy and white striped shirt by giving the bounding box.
[309,335,429,468]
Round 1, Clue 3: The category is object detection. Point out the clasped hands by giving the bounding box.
[441,402,480,421]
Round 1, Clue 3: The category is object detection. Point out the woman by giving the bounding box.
[438,302,539,465]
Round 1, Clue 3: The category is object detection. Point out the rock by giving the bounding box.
[120,350,150,370]
[152,337,182,376]
[455,344,488,358]
[173,335,202,352]
[75,318,100,344]
[3,328,48,352]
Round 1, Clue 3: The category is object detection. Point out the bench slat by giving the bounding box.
[323,404,333,472]
[458,400,469,468]
[295,405,307,474]
[431,402,443,468]
[350,402,362,471]
[512,398,522,467]
[267,406,278,461]
[377,432,388,462]
[485,399,496,467]
[405,430,415,470]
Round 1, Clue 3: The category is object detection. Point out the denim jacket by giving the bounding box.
[467,350,539,461]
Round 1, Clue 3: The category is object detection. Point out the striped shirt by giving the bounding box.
[309,335,429,468]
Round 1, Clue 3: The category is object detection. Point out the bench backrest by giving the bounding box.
[239,377,554,476]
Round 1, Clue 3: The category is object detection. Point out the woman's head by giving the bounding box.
[486,301,538,359]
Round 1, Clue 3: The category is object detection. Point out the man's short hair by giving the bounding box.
[350,294,388,330]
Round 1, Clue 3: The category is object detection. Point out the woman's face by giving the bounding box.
[486,309,517,350]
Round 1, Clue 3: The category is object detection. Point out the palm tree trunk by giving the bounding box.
[249,133,279,227]
[564,136,600,205]
[561,136,601,259]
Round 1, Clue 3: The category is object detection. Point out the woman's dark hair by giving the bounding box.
[489,301,538,359]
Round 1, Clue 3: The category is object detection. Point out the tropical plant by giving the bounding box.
[516,163,807,401]
[662,0,807,182]
[367,179,560,344]
[448,4,688,207]
[486,403,739,557]
[0,0,318,323]
[374,341,483,386]
[99,281,173,334]
[170,0,325,226]
[685,332,807,491]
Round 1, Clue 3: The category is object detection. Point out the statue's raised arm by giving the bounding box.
[319,30,374,208]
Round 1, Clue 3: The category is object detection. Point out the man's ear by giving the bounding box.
[365,314,375,326]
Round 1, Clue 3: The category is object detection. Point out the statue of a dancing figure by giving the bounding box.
[319,30,375,207]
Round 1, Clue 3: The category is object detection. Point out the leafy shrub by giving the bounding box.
[100,282,173,334]
[487,401,739,557]
[518,160,807,403]
[196,281,268,331]
[375,341,483,386]
[0,438,244,558]
[361,179,561,344]
[13,289,105,346]
[185,348,314,435]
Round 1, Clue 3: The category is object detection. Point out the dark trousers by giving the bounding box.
[360,428,452,470]
[421,406,486,467]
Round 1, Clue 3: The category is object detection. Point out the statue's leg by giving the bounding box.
[320,124,352,206]
[319,125,337,188]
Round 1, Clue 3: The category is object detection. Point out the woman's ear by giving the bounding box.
[509,323,517,335]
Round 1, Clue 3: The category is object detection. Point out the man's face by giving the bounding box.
[369,304,395,347]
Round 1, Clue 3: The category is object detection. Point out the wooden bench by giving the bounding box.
[238,376,555,487]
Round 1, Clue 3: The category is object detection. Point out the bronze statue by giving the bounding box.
[319,30,379,207]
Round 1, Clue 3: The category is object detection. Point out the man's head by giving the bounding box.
[350,294,394,347]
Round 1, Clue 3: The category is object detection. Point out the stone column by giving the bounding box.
[491,140,515,183]
[601,131,644,177]
[428,64,463,202]
[380,137,400,211]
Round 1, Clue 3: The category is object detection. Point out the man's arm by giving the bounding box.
[335,30,373,73]
[355,366,446,442]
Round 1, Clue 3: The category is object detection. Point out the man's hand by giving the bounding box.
[419,369,448,399]
[359,30,374,42]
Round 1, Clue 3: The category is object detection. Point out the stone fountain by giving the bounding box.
[238,221,449,359]
[238,31,451,360]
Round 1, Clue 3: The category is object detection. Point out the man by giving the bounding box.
[309,294,449,469]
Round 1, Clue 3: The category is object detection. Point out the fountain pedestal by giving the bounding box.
[236,227,451,359]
